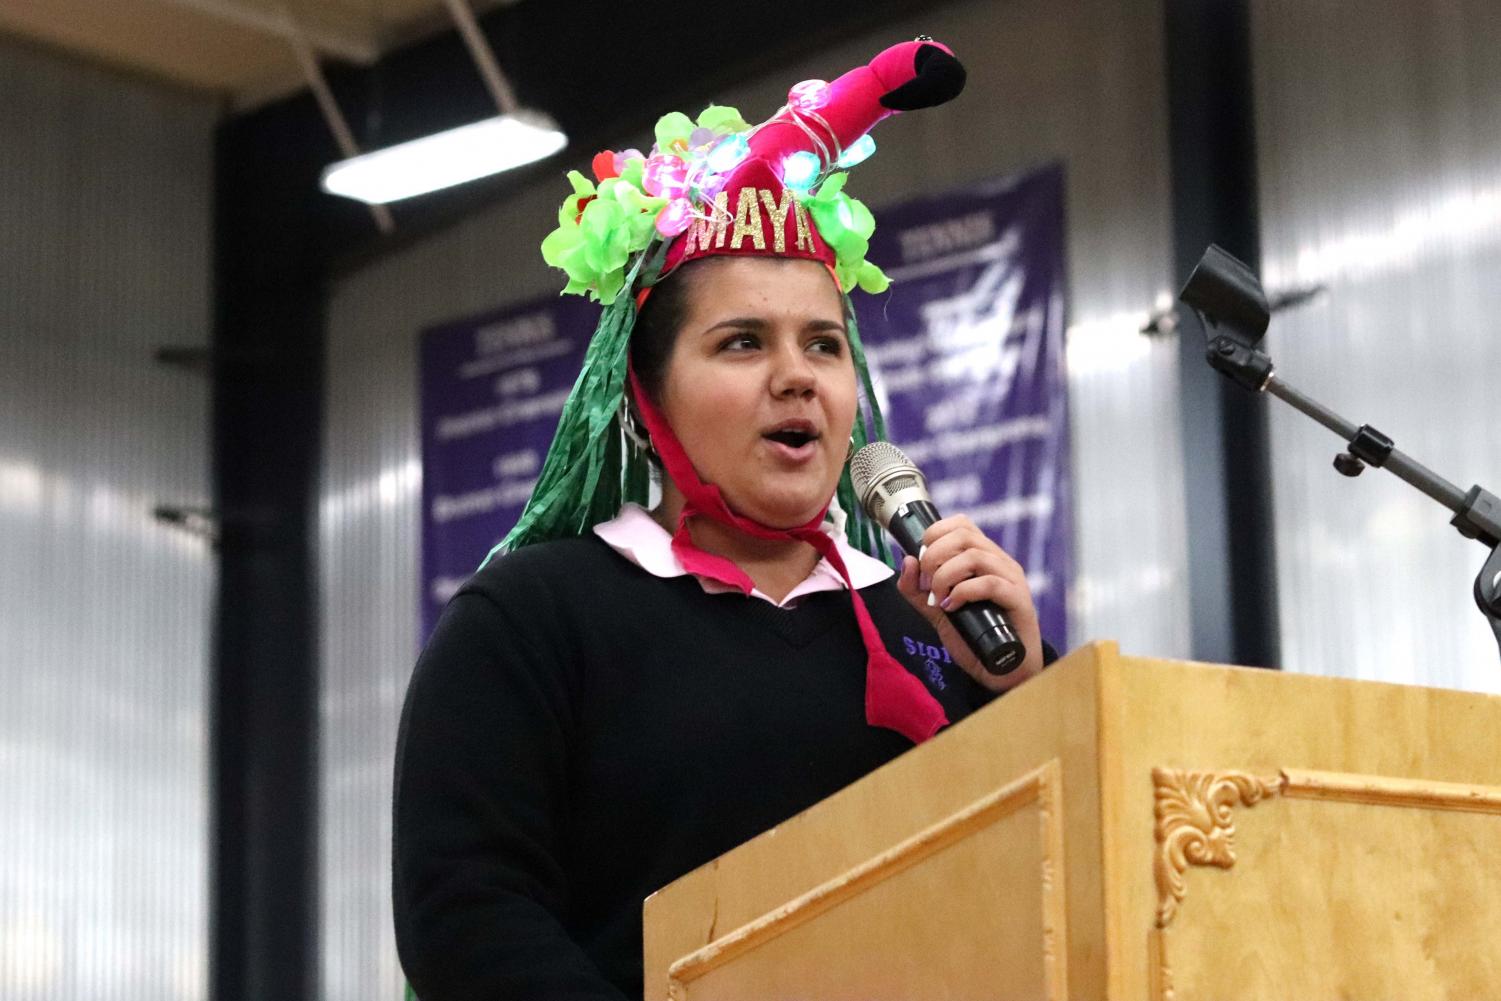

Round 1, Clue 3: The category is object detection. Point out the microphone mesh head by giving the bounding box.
[849,441,913,497]
[850,441,930,530]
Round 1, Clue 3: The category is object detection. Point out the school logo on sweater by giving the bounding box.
[900,635,949,691]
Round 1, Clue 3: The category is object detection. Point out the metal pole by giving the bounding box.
[283,6,395,233]
[1263,374,1358,440]
[1265,375,1469,512]
[441,0,520,115]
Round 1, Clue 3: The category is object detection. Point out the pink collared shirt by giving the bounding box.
[593,503,894,609]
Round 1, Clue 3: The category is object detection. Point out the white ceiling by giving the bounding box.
[0,0,515,108]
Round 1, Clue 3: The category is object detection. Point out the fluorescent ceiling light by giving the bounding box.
[321,110,567,205]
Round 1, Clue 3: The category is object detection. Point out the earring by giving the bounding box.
[618,398,655,455]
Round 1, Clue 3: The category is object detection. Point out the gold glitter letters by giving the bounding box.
[757,188,795,254]
[729,187,766,251]
[792,201,814,253]
[709,191,731,249]
[682,191,730,255]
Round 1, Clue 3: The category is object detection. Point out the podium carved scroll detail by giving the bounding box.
[1151,768,1279,929]
[1147,766,1501,1001]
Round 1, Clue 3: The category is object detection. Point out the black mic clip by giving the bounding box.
[1178,243,1275,392]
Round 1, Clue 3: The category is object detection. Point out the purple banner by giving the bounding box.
[418,295,599,638]
[852,164,1070,648]
[420,163,1070,646]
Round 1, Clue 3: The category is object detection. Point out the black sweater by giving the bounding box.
[393,535,1019,1000]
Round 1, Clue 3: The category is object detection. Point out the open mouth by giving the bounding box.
[763,428,818,448]
[761,419,821,452]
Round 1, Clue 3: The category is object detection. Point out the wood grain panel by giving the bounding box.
[1158,769,1501,999]
[670,762,1065,1001]
[1106,650,1501,1000]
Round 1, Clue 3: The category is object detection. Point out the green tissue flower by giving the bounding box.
[553,170,595,227]
[540,170,664,304]
[800,172,890,294]
[696,105,751,135]
[654,106,749,157]
[653,111,695,154]
[618,156,645,190]
[598,177,665,241]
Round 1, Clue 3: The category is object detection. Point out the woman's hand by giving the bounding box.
[895,514,1044,692]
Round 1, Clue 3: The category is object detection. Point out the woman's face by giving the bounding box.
[656,257,858,529]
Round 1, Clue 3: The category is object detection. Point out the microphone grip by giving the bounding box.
[888,500,1027,676]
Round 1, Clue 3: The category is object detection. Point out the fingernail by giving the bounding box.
[919,572,931,591]
[918,544,927,559]
[940,595,953,610]
[927,592,937,607]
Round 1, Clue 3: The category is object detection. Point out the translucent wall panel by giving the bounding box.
[0,38,216,1001]
[321,2,1186,997]
[1254,1,1501,692]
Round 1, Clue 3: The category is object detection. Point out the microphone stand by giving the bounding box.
[1178,244,1501,662]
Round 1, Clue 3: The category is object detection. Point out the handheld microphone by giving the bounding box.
[850,441,1026,675]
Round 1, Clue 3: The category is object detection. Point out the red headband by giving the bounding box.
[635,259,842,311]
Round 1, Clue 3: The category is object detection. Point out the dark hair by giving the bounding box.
[628,265,699,405]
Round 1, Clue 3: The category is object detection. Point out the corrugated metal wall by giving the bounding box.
[1253,1,1501,692]
[0,38,217,1001]
[319,1,1186,998]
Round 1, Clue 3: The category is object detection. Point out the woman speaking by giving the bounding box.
[393,37,1053,1000]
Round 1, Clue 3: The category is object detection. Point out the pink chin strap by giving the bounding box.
[625,364,948,744]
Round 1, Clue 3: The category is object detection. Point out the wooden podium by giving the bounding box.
[642,641,1501,1000]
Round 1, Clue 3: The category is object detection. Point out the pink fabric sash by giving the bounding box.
[626,366,947,744]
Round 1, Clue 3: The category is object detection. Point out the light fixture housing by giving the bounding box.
[320,109,567,205]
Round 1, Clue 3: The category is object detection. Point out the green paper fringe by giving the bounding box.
[480,245,663,568]
[839,301,894,567]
